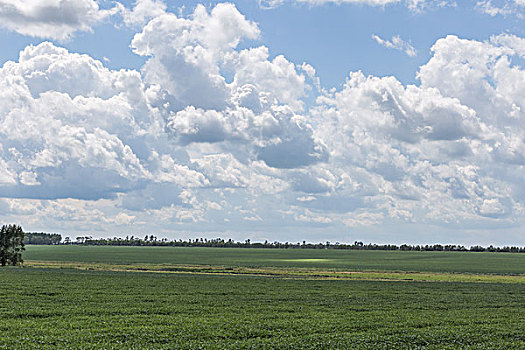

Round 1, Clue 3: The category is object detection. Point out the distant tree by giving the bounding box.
[0,224,25,266]
[24,232,62,245]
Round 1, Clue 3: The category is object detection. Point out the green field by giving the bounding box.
[1,246,524,349]
[23,245,525,274]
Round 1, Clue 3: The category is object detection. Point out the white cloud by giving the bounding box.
[293,208,332,223]
[117,0,166,28]
[0,41,207,202]
[258,0,286,9]
[131,3,260,111]
[313,33,525,228]
[130,3,326,169]
[372,34,417,57]
[0,3,524,243]
[0,158,17,185]
[418,35,525,123]
[476,0,525,17]
[342,212,384,227]
[0,3,325,216]
[479,198,508,218]
[490,33,525,56]
[0,0,117,40]
[114,212,136,225]
[260,0,455,11]
[226,46,310,111]
[297,0,399,5]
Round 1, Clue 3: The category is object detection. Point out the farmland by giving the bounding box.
[1,246,524,349]
[23,245,525,274]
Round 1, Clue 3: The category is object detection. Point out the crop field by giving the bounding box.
[1,246,524,349]
[23,245,525,274]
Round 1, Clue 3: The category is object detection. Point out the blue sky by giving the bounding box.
[0,0,524,245]
[2,1,522,87]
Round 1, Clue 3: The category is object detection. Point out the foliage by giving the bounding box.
[0,224,25,266]
[24,232,62,245]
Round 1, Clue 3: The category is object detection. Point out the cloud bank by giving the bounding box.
[0,3,524,243]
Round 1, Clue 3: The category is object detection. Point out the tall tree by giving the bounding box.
[0,224,25,266]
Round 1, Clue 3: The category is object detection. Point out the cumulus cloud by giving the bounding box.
[372,34,417,57]
[117,0,167,28]
[131,3,326,168]
[131,3,260,110]
[226,47,311,111]
[0,0,117,40]
[0,2,524,241]
[312,33,525,228]
[418,34,525,124]
[0,41,208,202]
[165,105,327,168]
[0,3,326,233]
[490,33,525,55]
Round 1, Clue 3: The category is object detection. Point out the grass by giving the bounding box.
[0,245,523,349]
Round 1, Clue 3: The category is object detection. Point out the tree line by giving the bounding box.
[25,232,62,245]
[13,231,525,253]
[64,236,524,253]
[3,226,523,269]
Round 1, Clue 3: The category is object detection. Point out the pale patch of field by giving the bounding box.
[277,258,336,262]
[24,260,525,284]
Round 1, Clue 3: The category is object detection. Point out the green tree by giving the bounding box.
[0,224,25,266]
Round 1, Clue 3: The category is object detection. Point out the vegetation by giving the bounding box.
[0,264,523,349]
[24,232,61,245]
[23,259,525,284]
[37,233,525,252]
[24,245,525,274]
[0,224,25,266]
[1,245,523,348]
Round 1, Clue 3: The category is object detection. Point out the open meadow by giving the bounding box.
[0,246,524,349]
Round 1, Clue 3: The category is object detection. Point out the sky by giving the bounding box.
[0,0,524,245]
